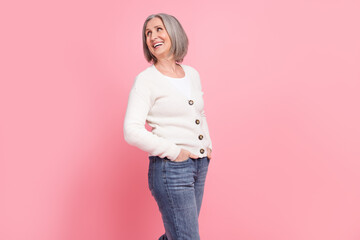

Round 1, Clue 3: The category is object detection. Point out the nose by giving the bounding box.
[150,31,158,41]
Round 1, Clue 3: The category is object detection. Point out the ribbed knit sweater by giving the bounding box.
[123,64,212,161]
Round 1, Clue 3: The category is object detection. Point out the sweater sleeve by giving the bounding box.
[196,70,213,151]
[123,75,182,161]
[200,109,213,150]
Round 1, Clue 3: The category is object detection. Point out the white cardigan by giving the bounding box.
[123,64,212,161]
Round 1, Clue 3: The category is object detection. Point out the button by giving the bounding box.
[188,100,194,105]
[198,134,203,140]
[195,119,200,124]
[200,148,205,154]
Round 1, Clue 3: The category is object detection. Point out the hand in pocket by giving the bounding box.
[173,149,199,162]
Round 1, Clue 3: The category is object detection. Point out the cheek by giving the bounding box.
[146,41,152,50]
[165,36,171,47]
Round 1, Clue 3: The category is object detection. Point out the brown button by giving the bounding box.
[198,134,203,140]
[188,100,194,105]
[200,148,205,154]
[195,119,200,124]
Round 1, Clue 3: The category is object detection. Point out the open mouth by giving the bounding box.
[153,42,164,49]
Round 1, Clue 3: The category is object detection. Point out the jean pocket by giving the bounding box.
[168,157,191,164]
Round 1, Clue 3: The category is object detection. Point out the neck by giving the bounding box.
[155,57,179,73]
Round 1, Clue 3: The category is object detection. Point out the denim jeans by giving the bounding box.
[148,155,210,240]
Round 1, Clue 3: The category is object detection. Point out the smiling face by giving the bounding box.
[145,17,172,61]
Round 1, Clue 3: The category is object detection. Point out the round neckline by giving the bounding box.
[152,63,186,79]
[164,75,187,80]
[151,63,194,100]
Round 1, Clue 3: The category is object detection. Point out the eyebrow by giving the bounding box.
[145,25,163,31]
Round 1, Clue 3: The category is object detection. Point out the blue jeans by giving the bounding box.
[148,156,210,240]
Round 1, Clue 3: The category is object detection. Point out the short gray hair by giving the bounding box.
[142,13,189,64]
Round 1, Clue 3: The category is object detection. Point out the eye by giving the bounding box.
[146,31,151,37]
[157,27,162,31]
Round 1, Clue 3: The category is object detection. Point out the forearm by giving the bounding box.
[123,88,182,160]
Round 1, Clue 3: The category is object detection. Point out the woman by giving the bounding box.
[123,13,213,240]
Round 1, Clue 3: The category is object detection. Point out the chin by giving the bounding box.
[154,52,170,60]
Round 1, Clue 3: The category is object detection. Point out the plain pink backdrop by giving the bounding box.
[1,0,360,239]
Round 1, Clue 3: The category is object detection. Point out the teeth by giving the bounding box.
[154,43,163,48]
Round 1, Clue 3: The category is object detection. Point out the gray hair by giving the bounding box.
[142,13,189,64]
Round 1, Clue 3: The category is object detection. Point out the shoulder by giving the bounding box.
[181,64,206,91]
[133,65,159,87]
[181,64,200,78]
[135,65,156,80]
[181,64,202,90]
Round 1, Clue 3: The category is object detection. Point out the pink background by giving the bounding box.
[1,0,360,239]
